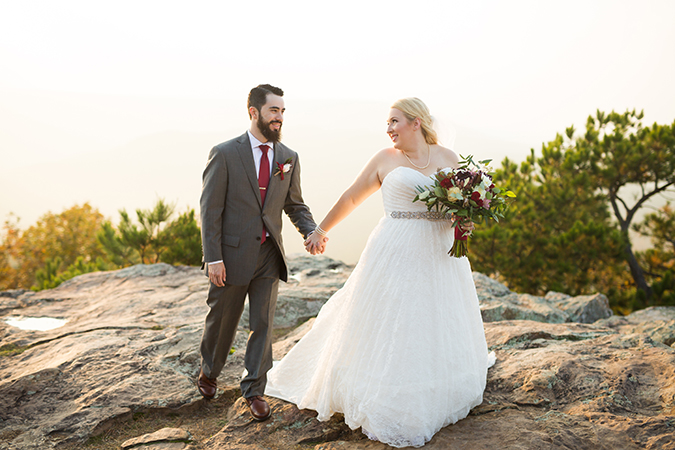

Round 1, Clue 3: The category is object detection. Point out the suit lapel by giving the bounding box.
[235,133,263,208]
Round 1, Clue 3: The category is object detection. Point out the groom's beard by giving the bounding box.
[258,116,282,143]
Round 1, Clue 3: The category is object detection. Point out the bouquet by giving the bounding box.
[413,155,515,257]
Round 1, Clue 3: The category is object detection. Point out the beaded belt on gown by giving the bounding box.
[390,211,452,221]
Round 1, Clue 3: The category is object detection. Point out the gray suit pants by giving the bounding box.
[199,240,282,398]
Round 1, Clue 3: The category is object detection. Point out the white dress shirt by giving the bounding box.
[208,131,274,266]
[248,130,275,179]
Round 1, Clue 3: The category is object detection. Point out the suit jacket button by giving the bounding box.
[256,236,261,241]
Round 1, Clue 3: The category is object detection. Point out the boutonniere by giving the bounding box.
[274,158,293,180]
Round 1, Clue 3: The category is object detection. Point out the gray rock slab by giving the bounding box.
[127,444,187,450]
[0,255,351,449]
[2,258,673,449]
[597,306,675,347]
[474,273,614,324]
[206,319,675,450]
[122,427,191,448]
[545,291,613,323]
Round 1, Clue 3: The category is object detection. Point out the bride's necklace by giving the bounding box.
[402,143,431,169]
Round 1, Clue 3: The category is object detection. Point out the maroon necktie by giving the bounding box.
[259,144,270,244]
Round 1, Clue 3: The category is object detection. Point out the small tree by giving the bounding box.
[34,256,109,291]
[0,214,23,290]
[97,221,139,267]
[97,199,201,266]
[634,203,675,305]
[471,136,625,298]
[161,209,202,266]
[0,204,106,290]
[473,110,675,311]
[99,199,176,265]
[577,110,675,303]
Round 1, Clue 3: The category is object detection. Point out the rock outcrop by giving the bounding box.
[204,318,675,450]
[0,256,673,449]
[473,273,614,324]
[0,257,348,450]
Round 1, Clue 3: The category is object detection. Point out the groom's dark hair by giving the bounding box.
[248,84,284,118]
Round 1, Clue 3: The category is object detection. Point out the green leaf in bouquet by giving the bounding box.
[418,190,431,200]
[434,186,445,197]
[505,190,516,198]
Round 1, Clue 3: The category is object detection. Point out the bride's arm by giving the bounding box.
[305,152,385,249]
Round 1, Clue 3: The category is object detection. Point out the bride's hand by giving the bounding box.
[304,232,329,255]
[460,219,475,232]
[453,215,475,232]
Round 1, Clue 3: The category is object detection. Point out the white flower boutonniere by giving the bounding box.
[274,158,293,180]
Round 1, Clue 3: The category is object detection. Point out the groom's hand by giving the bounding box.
[304,233,328,255]
[208,262,226,287]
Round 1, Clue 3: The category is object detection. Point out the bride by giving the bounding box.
[265,97,495,448]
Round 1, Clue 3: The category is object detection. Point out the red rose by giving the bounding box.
[440,178,453,189]
[471,191,481,201]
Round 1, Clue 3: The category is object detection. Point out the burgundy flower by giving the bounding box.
[471,191,481,202]
[440,178,453,189]
[276,162,285,180]
[455,170,472,182]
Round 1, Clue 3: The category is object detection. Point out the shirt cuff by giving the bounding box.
[207,260,223,265]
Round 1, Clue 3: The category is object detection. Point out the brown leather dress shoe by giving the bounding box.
[197,369,217,399]
[245,395,271,421]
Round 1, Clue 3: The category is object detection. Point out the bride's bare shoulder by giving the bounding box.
[370,147,400,166]
[369,147,403,183]
[376,147,399,158]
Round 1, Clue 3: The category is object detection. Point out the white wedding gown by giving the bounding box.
[266,166,495,448]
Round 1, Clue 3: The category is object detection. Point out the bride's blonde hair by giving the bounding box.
[391,97,438,145]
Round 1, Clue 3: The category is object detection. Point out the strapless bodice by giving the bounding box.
[381,166,447,213]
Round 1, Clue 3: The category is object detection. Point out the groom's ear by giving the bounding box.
[249,106,259,120]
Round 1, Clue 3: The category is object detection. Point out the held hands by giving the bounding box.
[208,262,226,287]
[304,231,329,255]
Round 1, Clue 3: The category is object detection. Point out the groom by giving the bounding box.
[198,84,324,421]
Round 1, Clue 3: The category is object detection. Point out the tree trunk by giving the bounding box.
[621,230,654,304]
[610,193,654,305]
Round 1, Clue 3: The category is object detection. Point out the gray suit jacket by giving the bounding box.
[200,132,316,285]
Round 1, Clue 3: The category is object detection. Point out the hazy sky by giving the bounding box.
[1,1,674,263]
